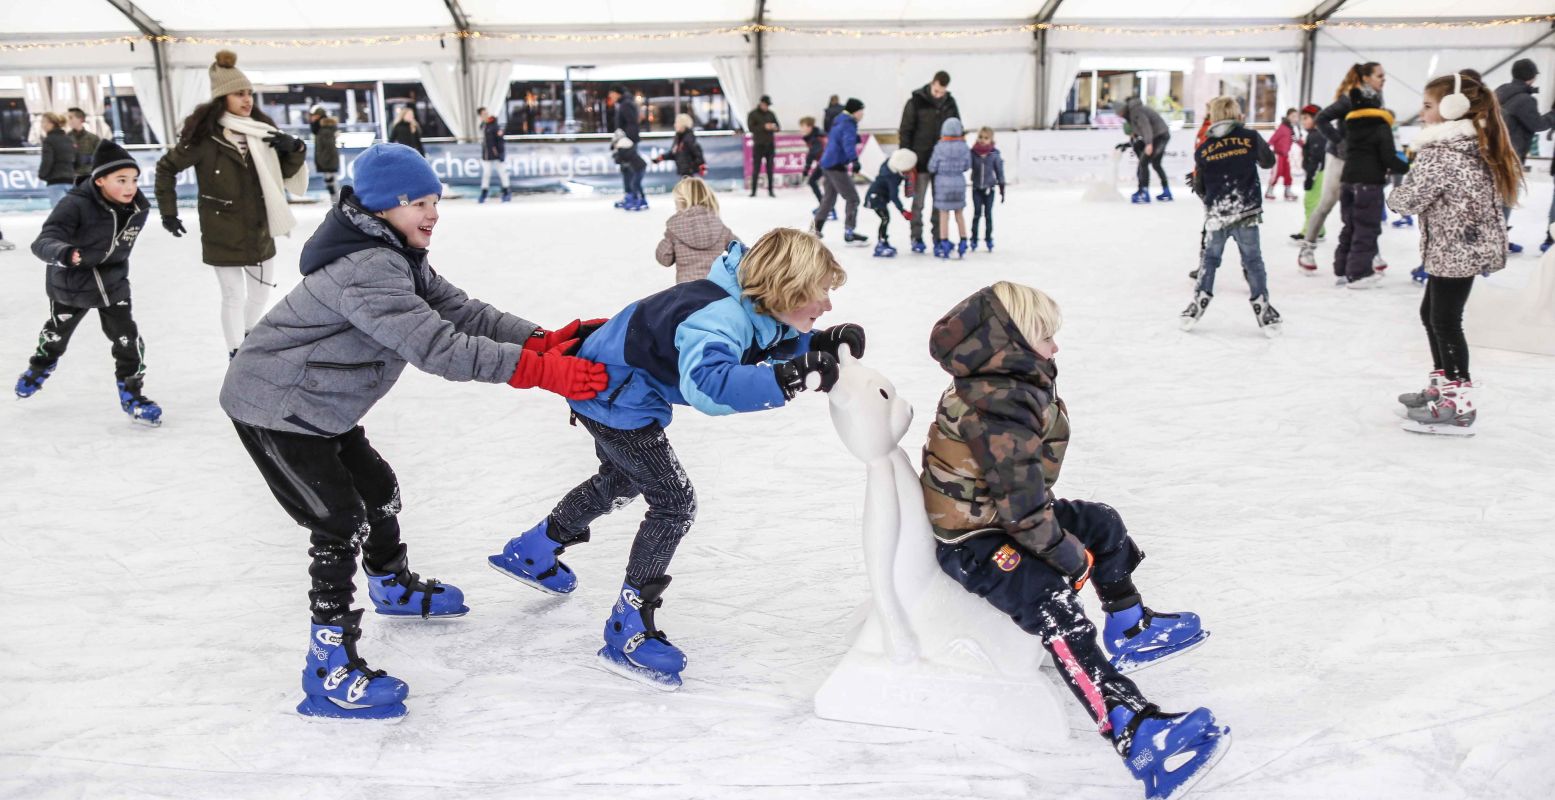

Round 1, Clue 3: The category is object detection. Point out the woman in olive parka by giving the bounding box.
[155,50,308,357]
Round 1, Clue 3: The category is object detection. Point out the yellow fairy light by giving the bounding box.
[1,14,1551,51]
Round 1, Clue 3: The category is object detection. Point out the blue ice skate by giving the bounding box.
[911,238,927,254]
[365,546,468,618]
[1104,604,1209,674]
[1110,704,1231,800]
[956,238,968,258]
[985,237,994,252]
[116,378,162,427]
[933,239,953,259]
[873,241,897,258]
[627,193,650,212]
[970,237,978,251]
[1508,241,1523,254]
[15,364,54,399]
[1156,188,1174,202]
[488,518,580,595]
[597,576,686,691]
[1391,214,1414,228]
[1411,265,1428,285]
[1131,189,1151,204]
[298,609,409,720]
[613,193,633,209]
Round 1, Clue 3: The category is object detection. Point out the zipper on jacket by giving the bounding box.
[199,194,234,207]
[91,266,111,306]
[305,360,386,370]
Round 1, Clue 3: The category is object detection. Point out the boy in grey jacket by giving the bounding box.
[222,143,608,720]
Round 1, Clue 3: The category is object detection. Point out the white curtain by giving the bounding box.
[1272,51,1304,114]
[1043,51,1085,128]
[417,62,469,140]
[130,68,167,146]
[473,60,513,125]
[711,55,759,132]
[170,68,212,133]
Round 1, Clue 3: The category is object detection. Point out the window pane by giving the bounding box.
[1254,74,1278,124]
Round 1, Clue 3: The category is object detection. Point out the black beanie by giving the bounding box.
[91,140,138,180]
[844,97,864,113]
[1512,58,1539,82]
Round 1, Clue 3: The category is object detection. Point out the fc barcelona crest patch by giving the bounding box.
[992,544,1022,572]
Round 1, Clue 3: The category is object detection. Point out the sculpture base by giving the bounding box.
[814,647,1070,749]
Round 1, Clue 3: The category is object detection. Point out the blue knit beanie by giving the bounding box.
[352,143,442,211]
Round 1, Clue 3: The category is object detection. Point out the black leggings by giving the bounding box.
[1420,275,1475,382]
[875,207,891,243]
[1137,133,1170,192]
[549,415,697,586]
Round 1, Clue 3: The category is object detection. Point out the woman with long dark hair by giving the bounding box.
[1297,62,1385,272]
[154,50,308,357]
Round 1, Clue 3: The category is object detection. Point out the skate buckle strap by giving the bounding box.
[1114,703,1163,758]
[1125,607,1176,639]
[341,625,387,679]
[386,569,444,618]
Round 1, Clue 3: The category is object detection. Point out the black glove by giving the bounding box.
[162,215,185,237]
[262,132,304,153]
[999,188,1006,203]
[773,352,839,399]
[808,323,866,360]
[1114,142,1131,152]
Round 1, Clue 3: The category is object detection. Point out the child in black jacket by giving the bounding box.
[1336,88,1409,287]
[652,113,705,178]
[800,115,827,209]
[16,141,160,425]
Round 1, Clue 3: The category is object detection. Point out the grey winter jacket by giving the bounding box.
[1494,81,1555,163]
[927,118,971,211]
[220,190,536,437]
[1114,98,1167,143]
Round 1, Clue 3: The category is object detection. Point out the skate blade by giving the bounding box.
[1259,323,1282,339]
[487,556,574,596]
[595,646,682,692]
[1401,420,1475,437]
[296,695,408,721]
[1113,630,1211,675]
[1154,727,1232,800]
[127,415,162,428]
[372,605,470,620]
[1178,318,1199,332]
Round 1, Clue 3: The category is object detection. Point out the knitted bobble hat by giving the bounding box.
[209,50,253,100]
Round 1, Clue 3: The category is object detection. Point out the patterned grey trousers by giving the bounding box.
[550,415,697,586]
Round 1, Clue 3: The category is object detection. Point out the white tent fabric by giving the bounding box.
[1271,51,1304,117]
[473,60,513,124]
[129,68,167,145]
[1044,51,1085,126]
[417,61,468,140]
[169,67,212,135]
[711,55,760,131]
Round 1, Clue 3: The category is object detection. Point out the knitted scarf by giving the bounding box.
[220,112,310,238]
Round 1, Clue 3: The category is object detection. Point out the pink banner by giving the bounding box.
[743,133,870,177]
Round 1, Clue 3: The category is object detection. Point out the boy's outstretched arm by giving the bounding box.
[418,269,538,345]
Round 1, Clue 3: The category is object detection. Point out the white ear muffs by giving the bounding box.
[1440,73,1471,120]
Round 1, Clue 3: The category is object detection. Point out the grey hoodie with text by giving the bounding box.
[220,190,536,437]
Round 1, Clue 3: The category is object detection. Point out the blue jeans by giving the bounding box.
[1196,224,1268,300]
[46,183,70,206]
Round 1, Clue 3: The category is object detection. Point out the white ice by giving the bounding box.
[2,178,1553,799]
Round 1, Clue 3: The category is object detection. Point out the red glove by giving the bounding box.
[508,344,608,399]
[524,318,608,354]
[901,210,914,222]
[699,163,708,176]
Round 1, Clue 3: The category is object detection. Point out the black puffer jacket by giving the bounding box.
[1339,97,1408,185]
[1494,81,1555,163]
[1314,92,1356,159]
[31,181,150,308]
[38,128,77,185]
[655,128,704,177]
[1301,124,1327,188]
[899,84,961,170]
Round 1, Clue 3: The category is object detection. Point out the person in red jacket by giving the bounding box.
[1266,108,1298,201]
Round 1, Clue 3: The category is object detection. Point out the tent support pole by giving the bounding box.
[103,0,177,144]
[444,0,477,141]
[1033,0,1064,129]
[1300,0,1349,107]
[754,0,767,99]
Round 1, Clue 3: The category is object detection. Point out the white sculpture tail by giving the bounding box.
[814,354,1068,748]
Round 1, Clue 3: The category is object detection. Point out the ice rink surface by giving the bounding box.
[1,179,1552,799]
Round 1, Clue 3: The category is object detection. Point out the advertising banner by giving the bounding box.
[0,136,748,205]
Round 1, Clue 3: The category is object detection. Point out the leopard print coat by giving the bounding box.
[1387,119,1507,279]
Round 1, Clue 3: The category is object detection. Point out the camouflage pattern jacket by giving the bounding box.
[921,287,1087,577]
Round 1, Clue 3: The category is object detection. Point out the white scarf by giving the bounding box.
[220,113,310,238]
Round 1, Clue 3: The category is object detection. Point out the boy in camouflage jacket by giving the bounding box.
[922,283,1229,796]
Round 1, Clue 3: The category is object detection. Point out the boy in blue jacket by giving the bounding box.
[812,98,869,246]
[490,228,864,690]
[864,147,917,257]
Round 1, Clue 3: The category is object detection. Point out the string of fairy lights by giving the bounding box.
[1,15,1552,52]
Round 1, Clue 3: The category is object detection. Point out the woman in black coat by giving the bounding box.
[653,114,705,177]
[389,107,425,155]
[38,113,78,207]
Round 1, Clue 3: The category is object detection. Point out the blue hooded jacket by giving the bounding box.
[820,113,860,170]
[568,241,811,430]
